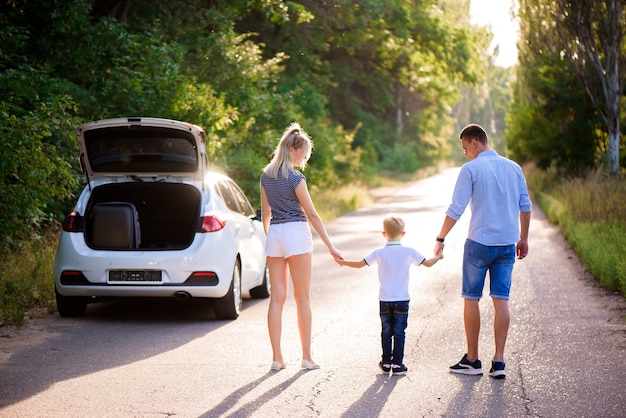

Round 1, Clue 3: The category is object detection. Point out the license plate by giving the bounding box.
[108,270,162,284]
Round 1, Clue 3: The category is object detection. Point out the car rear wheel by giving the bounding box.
[214,261,242,320]
[55,288,88,317]
[250,264,270,299]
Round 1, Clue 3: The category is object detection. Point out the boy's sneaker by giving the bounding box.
[489,360,506,379]
[379,361,391,373]
[449,354,483,375]
[391,364,408,375]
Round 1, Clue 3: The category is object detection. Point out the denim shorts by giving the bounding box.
[265,221,312,258]
[462,239,516,300]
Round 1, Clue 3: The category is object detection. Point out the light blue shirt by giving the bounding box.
[446,150,532,246]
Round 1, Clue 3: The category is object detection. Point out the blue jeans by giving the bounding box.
[380,300,409,365]
[462,239,516,300]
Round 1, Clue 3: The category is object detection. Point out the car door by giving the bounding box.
[215,180,265,288]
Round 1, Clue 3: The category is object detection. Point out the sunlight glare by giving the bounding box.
[470,0,519,67]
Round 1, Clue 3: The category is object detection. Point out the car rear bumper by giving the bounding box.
[54,284,227,299]
[54,232,235,299]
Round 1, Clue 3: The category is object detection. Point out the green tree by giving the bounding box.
[509,0,625,174]
[239,0,483,172]
[0,4,83,250]
[105,0,360,196]
[507,55,600,173]
[0,0,490,253]
[551,0,625,175]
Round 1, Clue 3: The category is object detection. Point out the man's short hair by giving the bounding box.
[460,124,488,145]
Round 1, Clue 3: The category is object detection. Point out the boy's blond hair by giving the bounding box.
[383,215,405,240]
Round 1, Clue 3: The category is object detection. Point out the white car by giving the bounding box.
[54,117,269,319]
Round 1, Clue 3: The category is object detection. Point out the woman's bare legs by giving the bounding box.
[287,252,317,366]
[267,256,289,367]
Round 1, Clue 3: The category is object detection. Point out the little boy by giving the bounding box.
[338,215,443,375]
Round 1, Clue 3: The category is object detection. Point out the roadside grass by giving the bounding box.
[313,182,375,220]
[0,228,58,327]
[525,164,626,297]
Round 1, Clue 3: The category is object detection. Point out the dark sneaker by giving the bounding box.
[449,354,483,375]
[391,364,408,375]
[489,360,506,379]
[379,361,391,373]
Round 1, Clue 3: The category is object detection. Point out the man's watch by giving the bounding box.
[436,237,445,242]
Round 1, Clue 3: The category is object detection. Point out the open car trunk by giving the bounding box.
[85,182,202,250]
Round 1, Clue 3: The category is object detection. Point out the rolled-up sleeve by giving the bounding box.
[518,173,532,213]
[446,166,472,221]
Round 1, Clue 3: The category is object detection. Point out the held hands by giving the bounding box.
[329,246,344,263]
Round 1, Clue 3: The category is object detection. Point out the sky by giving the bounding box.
[469,0,519,67]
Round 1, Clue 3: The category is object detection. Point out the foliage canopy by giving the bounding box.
[0,0,486,251]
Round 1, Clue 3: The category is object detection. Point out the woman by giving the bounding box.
[260,122,342,371]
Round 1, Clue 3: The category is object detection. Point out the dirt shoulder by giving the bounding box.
[0,314,61,366]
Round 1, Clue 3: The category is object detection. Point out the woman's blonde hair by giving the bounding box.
[263,122,313,179]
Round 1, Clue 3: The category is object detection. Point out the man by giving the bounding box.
[435,124,531,379]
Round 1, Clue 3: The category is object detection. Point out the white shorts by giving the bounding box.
[265,221,312,258]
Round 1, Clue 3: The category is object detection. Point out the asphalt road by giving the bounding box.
[1,167,625,417]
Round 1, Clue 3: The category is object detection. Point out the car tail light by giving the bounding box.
[62,211,83,232]
[200,214,226,232]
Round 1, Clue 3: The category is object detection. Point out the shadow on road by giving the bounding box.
[341,374,404,417]
[0,298,264,408]
[201,370,307,417]
[444,374,482,416]
[444,373,508,417]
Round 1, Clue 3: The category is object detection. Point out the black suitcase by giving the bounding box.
[91,202,141,249]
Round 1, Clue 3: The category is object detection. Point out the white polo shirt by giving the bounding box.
[364,242,425,302]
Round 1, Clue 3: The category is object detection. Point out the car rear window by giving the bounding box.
[84,126,198,172]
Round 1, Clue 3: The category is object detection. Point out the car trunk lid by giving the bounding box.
[76,117,207,184]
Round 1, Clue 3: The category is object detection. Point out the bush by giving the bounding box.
[0,228,58,326]
[380,142,422,173]
[0,97,81,252]
[525,164,626,297]
[566,221,626,293]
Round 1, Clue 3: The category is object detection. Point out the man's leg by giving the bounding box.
[489,244,515,362]
[492,297,510,361]
[464,298,481,361]
[450,239,487,374]
[461,240,488,362]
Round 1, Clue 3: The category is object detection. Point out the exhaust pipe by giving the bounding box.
[173,291,191,300]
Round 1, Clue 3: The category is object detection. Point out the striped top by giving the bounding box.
[261,167,307,224]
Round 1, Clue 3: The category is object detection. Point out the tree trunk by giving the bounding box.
[396,87,403,141]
